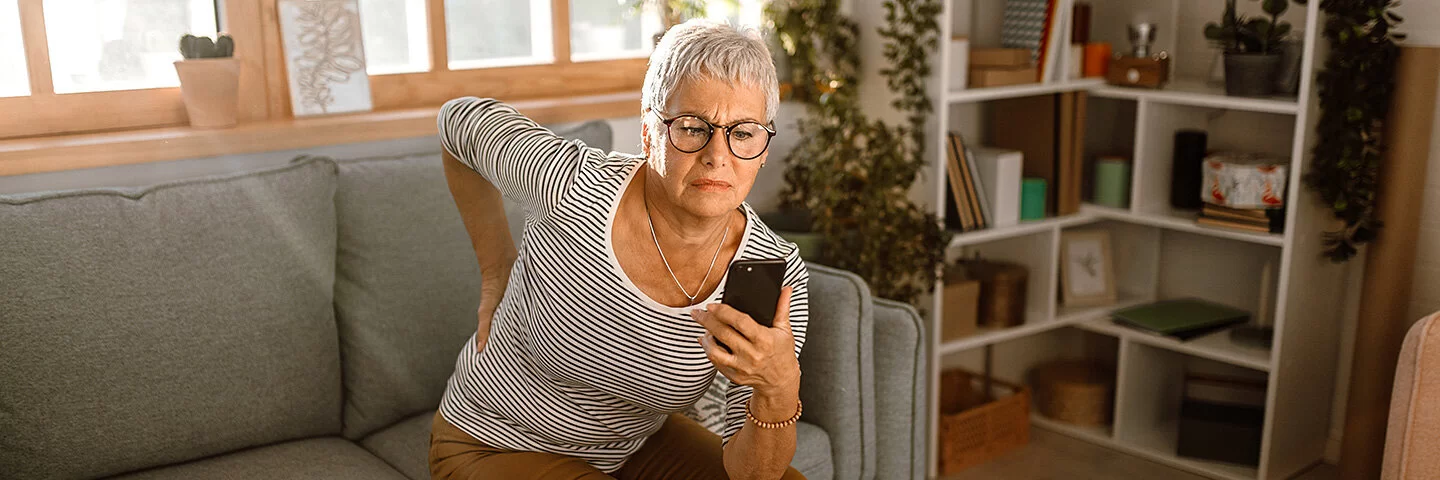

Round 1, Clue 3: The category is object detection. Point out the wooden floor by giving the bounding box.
[941,427,1340,480]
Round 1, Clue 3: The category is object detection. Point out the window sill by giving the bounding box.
[0,92,641,177]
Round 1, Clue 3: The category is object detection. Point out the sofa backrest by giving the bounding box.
[0,156,344,480]
[332,120,615,439]
[331,153,485,439]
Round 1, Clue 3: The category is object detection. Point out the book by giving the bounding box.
[1197,216,1272,234]
[1202,203,1270,220]
[1038,0,1064,82]
[963,142,992,228]
[1199,203,1285,233]
[990,95,1058,216]
[945,133,976,231]
[1001,0,1050,66]
[1111,298,1251,341]
[971,146,1024,227]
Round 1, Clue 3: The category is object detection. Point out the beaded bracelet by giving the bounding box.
[745,399,803,429]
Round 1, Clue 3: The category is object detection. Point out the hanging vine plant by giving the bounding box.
[1303,0,1405,261]
[765,0,948,305]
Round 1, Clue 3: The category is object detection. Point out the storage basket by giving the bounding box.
[1033,360,1114,426]
[938,368,1031,475]
[958,259,1028,328]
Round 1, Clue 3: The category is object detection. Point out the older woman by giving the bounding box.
[428,20,810,480]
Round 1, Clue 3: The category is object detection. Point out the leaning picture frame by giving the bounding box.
[1059,230,1117,307]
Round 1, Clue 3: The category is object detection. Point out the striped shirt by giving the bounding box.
[435,97,810,473]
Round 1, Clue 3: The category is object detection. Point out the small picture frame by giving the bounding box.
[1060,230,1117,307]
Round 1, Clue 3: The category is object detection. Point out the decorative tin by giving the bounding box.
[1201,152,1287,209]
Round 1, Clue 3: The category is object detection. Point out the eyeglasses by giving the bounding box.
[653,112,776,160]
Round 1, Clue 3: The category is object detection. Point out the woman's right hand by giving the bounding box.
[475,261,513,353]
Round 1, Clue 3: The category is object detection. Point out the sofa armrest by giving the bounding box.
[871,298,928,480]
[798,263,876,480]
[1383,311,1440,480]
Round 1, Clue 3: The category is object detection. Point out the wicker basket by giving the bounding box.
[937,369,1031,475]
[1033,360,1114,426]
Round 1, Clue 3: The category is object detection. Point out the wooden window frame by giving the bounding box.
[2,0,647,141]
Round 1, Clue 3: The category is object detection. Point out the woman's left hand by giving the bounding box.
[691,286,800,397]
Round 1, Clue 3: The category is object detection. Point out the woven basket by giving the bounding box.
[1033,360,1114,426]
[937,369,1031,475]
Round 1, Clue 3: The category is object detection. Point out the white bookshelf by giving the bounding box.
[850,0,1352,478]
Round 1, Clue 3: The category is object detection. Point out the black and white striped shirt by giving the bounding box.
[435,97,810,473]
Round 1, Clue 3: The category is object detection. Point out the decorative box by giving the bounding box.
[1201,152,1288,209]
[969,66,1038,88]
[1177,374,1266,466]
[959,258,1028,328]
[942,264,981,341]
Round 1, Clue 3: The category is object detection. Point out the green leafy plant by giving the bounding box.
[1303,0,1405,261]
[624,0,713,28]
[1204,0,1293,54]
[179,34,234,59]
[767,0,949,305]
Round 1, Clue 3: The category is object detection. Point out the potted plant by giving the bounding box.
[174,34,239,128]
[1204,0,1291,97]
[766,0,949,306]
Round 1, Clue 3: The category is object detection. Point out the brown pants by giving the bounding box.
[429,411,807,480]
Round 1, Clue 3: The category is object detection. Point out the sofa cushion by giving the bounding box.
[359,410,833,480]
[1384,312,1440,480]
[800,264,877,480]
[360,411,436,480]
[332,153,485,440]
[794,421,836,480]
[0,156,343,480]
[872,299,928,480]
[110,437,407,480]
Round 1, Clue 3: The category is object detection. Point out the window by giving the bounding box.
[358,0,430,75]
[445,0,553,69]
[0,0,26,97]
[569,0,661,62]
[42,0,218,93]
[4,0,652,140]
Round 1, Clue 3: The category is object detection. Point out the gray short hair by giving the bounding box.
[641,20,779,159]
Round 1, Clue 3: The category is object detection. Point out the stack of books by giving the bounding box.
[1196,203,1284,234]
[945,132,1024,232]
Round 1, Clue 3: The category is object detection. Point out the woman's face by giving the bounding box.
[643,76,770,220]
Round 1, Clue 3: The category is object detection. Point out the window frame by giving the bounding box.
[1,0,648,140]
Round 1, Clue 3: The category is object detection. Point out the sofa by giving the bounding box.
[1383,311,1440,480]
[0,126,928,480]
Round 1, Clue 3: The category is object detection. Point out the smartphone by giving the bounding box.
[720,258,787,329]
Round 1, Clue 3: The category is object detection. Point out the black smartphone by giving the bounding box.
[720,258,787,329]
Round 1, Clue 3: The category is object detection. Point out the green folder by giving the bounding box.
[1112,299,1251,340]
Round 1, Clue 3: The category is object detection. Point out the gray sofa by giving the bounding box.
[0,130,927,480]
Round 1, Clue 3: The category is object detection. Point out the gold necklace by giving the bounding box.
[643,195,729,303]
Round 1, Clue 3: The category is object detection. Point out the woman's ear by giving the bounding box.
[640,120,651,158]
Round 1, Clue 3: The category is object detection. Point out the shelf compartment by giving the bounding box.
[1076,317,1272,372]
[1081,203,1285,247]
[947,79,1106,104]
[1091,78,1299,115]
[1113,342,1267,480]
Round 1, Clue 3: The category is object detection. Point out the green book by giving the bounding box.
[1112,299,1251,340]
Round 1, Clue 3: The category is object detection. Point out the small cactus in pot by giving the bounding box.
[179,34,235,59]
[174,33,240,128]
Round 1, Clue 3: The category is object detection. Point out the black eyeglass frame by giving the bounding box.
[652,111,777,160]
